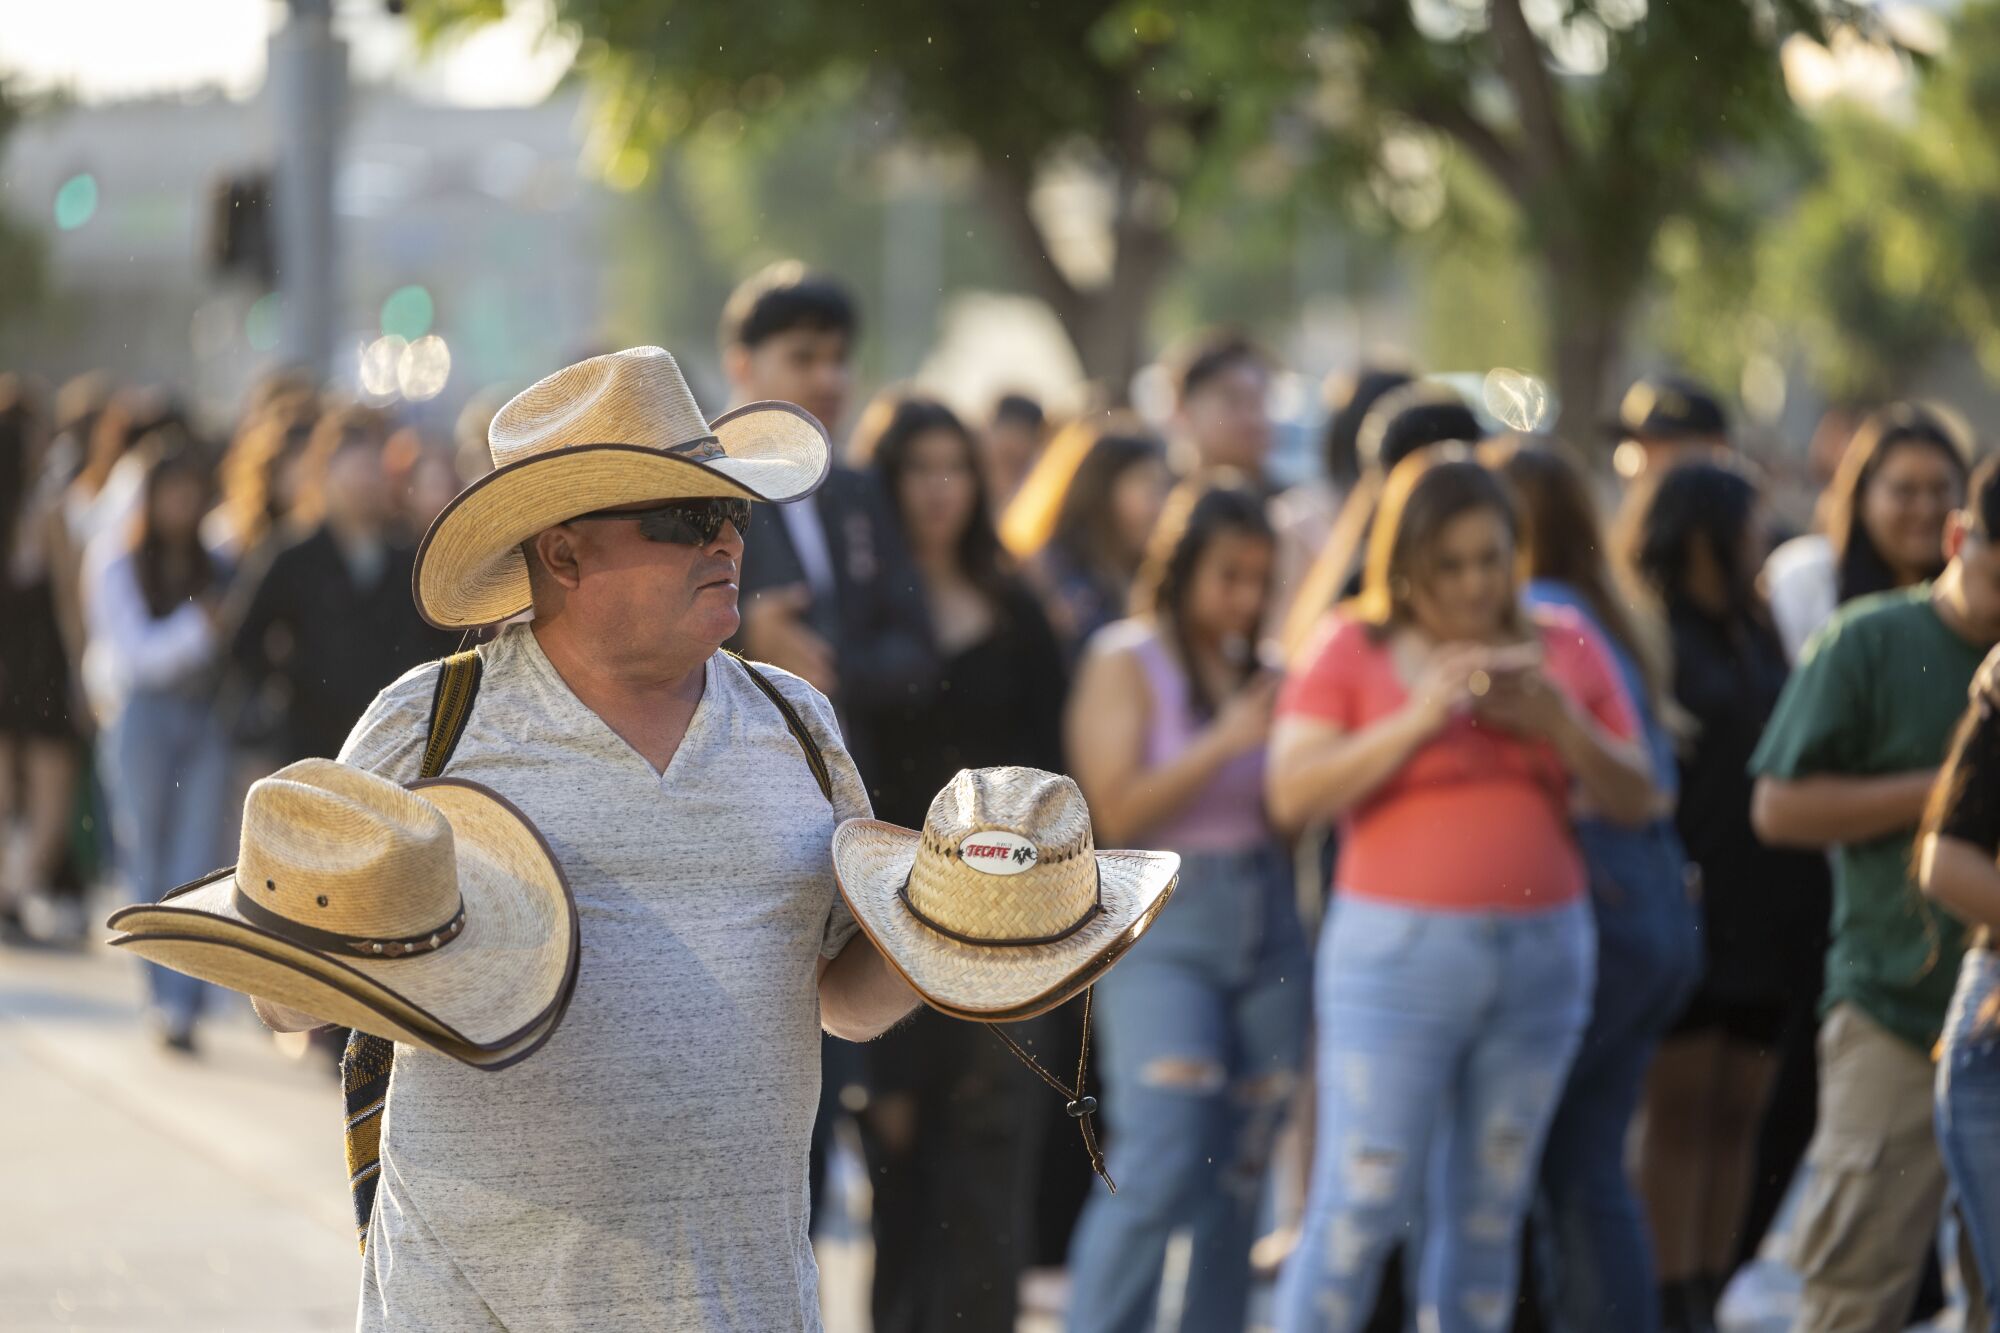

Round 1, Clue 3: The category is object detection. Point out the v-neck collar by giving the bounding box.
[510,624,717,785]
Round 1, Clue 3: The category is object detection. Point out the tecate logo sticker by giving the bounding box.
[958,831,1039,875]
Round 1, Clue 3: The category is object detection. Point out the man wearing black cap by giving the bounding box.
[1611,375,1731,481]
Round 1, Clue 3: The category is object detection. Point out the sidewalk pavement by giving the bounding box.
[0,940,354,1331]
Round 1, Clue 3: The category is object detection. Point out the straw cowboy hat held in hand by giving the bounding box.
[832,766,1179,1188]
[413,345,831,629]
[106,759,579,1070]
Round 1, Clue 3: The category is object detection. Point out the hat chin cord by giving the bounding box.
[988,986,1115,1193]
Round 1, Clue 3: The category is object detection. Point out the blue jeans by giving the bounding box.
[1534,822,1701,1333]
[1067,844,1312,1333]
[1274,895,1595,1333]
[1939,947,2000,1333]
[103,688,229,1033]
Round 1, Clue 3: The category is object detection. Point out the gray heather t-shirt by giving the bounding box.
[337,624,865,1332]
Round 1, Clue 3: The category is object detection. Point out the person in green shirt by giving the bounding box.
[1750,453,2000,1333]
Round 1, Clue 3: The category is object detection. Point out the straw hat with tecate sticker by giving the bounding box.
[832,766,1179,1190]
[413,345,830,629]
[105,759,578,1069]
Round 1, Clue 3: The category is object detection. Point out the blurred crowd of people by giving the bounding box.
[0,372,460,1045]
[6,260,2000,1333]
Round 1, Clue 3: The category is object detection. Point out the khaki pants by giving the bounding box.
[1790,1003,1989,1333]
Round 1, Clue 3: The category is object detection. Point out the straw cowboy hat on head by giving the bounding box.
[832,765,1178,1187]
[413,345,831,630]
[106,758,578,1070]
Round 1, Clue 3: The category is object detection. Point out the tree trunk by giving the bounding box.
[978,160,1177,405]
[1543,255,1631,455]
[1070,295,1149,407]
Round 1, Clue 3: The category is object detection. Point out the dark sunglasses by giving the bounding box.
[570,497,751,546]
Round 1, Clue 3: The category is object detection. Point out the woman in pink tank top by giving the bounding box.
[1267,451,1656,1333]
[1064,481,1312,1333]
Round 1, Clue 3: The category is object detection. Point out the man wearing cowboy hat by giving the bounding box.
[252,346,920,1331]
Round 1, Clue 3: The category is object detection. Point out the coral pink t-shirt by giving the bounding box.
[1278,609,1638,912]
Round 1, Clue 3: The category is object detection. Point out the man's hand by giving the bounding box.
[817,932,920,1041]
[251,995,330,1033]
[741,584,839,697]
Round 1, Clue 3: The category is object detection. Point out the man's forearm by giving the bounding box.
[1751,771,1939,848]
[818,934,920,1041]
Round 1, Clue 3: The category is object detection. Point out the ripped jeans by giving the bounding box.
[1274,894,1594,1333]
[1067,844,1311,1333]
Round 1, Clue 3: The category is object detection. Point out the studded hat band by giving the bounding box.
[231,883,467,959]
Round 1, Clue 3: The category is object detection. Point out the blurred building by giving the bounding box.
[0,81,610,429]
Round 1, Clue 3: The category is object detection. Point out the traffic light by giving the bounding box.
[209,170,275,285]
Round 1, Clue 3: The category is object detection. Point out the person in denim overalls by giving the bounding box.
[1064,481,1311,1332]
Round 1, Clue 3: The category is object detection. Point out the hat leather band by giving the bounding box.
[555,433,725,462]
[894,862,1103,948]
[231,883,468,959]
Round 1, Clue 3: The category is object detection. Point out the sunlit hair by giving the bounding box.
[1132,477,1274,718]
[1281,384,1486,655]
[215,402,318,554]
[1482,434,1669,711]
[242,368,319,422]
[1346,446,1523,640]
[998,412,1164,568]
[1823,402,1970,604]
[53,370,113,442]
[288,403,394,528]
[71,386,184,502]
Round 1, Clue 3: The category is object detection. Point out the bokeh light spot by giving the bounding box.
[360,334,409,399]
[246,293,284,352]
[54,174,98,230]
[397,334,452,401]
[1482,368,1552,433]
[380,285,435,341]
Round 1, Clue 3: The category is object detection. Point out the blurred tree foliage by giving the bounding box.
[1657,0,2000,406]
[411,0,1861,432]
[1300,0,1858,433]
[410,0,1312,399]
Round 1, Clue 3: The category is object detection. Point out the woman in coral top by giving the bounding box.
[1268,451,1656,1333]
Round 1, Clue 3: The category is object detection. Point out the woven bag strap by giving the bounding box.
[342,649,484,1253]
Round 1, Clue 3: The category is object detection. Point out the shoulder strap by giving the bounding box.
[343,648,486,1254]
[418,650,484,780]
[724,649,833,802]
